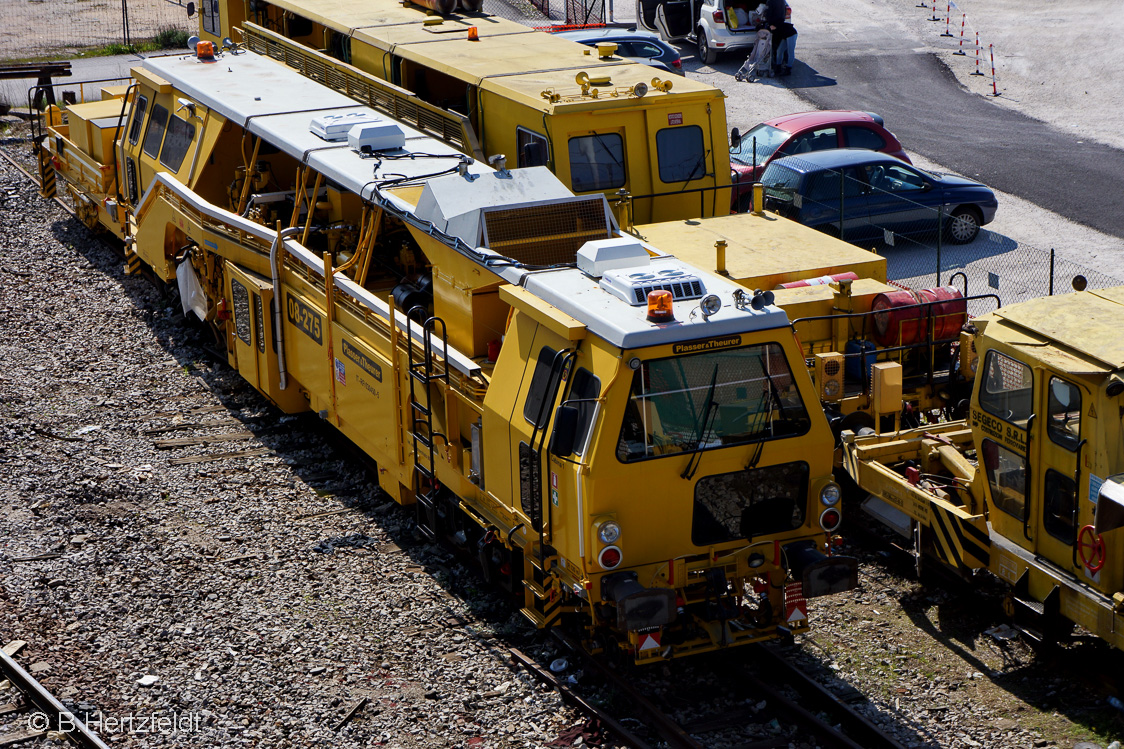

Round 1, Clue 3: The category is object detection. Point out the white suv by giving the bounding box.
[636,0,787,64]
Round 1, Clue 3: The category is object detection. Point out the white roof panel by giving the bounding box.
[141,50,490,205]
[523,258,790,349]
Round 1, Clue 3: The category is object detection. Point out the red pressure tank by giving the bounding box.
[775,272,859,290]
[409,0,458,15]
[870,286,966,347]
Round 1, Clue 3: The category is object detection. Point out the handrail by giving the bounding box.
[143,172,481,378]
[240,23,485,161]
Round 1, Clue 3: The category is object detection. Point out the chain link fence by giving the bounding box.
[0,0,193,63]
[0,0,604,64]
[751,153,1123,315]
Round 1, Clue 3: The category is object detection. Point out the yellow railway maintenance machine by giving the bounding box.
[841,289,1124,649]
[39,44,857,663]
[194,0,733,224]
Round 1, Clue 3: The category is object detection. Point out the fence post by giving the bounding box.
[839,167,844,239]
[1049,248,1055,296]
[121,0,131,50]
[936,205,943,286]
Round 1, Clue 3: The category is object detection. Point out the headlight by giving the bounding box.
[820,483,841,506]
[598,521,622,545]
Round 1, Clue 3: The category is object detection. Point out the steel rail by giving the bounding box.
[551,631,706,749]
[745,643,909,749]
[509,647,654,749]
[0,650,110,749]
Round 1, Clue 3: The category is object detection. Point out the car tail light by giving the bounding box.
[713,9,724,22]
[671,58,682,69]
[599,546,622,570]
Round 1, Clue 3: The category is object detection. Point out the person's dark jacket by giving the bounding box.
[764,0,787,29]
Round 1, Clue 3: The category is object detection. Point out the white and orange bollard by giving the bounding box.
[953,13,967,55]
[941,3,954,36]
[970,31,985,75]
[989,44,999,95]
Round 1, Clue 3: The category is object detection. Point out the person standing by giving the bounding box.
[765,0,796,75]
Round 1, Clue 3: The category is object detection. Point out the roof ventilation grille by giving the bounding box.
[599,265,705,306]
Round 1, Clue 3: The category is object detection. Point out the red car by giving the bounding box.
[730,110,910,210]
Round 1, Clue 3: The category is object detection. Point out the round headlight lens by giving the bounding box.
[820,483,842,506]
[598,521,622,545]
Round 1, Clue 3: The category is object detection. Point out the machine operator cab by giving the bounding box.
[491,236,857,658]
[969,287,1124,626]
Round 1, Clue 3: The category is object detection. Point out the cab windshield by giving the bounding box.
[617,343,811,462]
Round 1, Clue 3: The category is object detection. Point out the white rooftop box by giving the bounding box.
[348,121,405,152]
[309,111,383,142]
[576,238,650,278]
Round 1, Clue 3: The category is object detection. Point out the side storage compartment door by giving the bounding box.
[225,263,308,414]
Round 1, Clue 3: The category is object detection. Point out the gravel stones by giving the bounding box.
[0,156,585,747]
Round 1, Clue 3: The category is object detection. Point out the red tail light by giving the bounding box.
[598,546,622,570]
[713,9,724,22]
[671,58,682,68]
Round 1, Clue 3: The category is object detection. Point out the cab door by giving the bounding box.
[975,348,1034,551]
[507,325,571,534]
[642,109,720,222]
[1032,374,1087,569]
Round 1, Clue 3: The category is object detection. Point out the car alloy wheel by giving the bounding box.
[698,32,716,64]
[947,207,980,244]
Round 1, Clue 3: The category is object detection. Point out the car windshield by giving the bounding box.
[616,344,811,462]
[731,124,790,165]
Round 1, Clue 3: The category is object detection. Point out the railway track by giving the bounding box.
[0,646,109,749]
[515,632,909,749]
[4,134,909,749]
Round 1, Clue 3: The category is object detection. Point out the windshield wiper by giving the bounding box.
[681,365,719,480]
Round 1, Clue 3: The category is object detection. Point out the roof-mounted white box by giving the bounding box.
[309,111,383,142]
[576,237,650,278]
[348,121,405,152]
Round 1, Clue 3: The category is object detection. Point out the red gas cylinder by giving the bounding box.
[870,286,966,347]
[776,272,859,289]
[408,0,458,14]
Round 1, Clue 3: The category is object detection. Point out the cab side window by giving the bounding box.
[160,115,196,172]
[982,438,1027,520]
[1043,469,1077,543]
[1046,377,1081,449]
[979,350,1033,426]
[142,103,169,159]
[655,125,705,183]
[524,346,562,428]
[568,133,625,192]
[568,367,601,456]
[127,95,148,145]
[517,127,549,168]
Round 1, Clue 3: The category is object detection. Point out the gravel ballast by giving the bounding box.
[1,153,1121,748]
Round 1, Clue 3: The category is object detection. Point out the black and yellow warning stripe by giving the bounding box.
[930,503,990,572]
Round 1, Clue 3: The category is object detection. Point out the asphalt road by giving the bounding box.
[783,34,1124,240]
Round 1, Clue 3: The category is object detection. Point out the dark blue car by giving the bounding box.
[761,149,998,244]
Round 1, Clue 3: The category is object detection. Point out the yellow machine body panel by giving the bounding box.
[637,212,888,290]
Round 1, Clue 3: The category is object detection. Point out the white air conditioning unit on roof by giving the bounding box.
[600,264,705,306]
